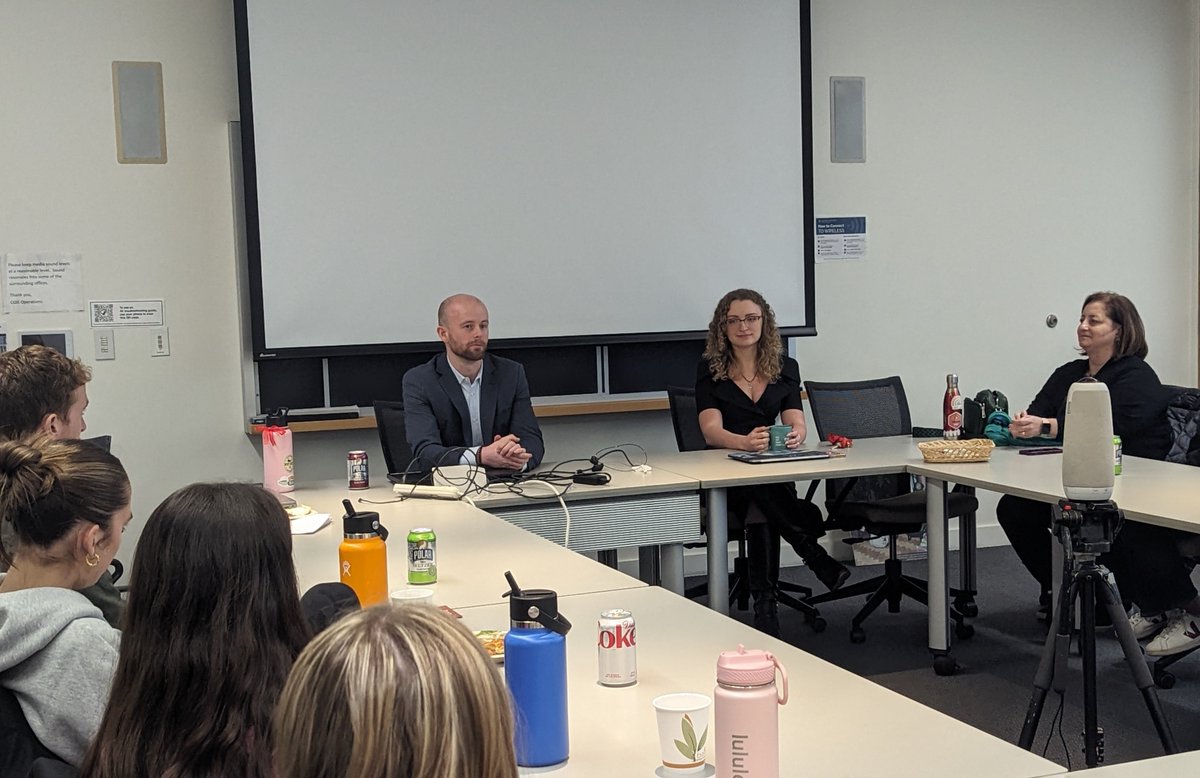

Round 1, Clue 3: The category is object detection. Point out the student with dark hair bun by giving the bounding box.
[0,437,131,767]
[81,482,314,778]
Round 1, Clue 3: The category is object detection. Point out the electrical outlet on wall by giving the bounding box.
[151,327,170,357]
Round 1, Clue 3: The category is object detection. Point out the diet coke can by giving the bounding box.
[597,608,637,686]
[347,450,369,489]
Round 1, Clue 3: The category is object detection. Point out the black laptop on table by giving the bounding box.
[728,449,831,464]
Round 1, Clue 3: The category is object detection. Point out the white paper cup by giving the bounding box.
[389,588,434,607]
[652,693,711,774]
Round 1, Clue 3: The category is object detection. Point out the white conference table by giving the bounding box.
[912,448,1200,670]
[289,480,645,608]
[458,586,1064,778]
[651,437,923,618]
[466,465,702,594]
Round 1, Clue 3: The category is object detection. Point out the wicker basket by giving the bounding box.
[917,438,995,463]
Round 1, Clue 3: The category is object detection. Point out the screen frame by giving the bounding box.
[234,0,816,361]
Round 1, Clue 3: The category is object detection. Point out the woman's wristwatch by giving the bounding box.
[1039,419,1052,437]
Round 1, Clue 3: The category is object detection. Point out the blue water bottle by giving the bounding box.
[503,571,572,767]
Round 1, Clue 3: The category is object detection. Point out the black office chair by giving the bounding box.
[1148,385,1200,689]
[372,400,423,482]
[667,386,825,632]
[0,687,60,777]
[802,377,977,643]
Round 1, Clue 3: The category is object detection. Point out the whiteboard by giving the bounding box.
[239,0,812,353]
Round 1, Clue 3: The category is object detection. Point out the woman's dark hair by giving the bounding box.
[80,482,311,778]
[0,436,128,568]
[702,288,784,383]
[1081,291,1148,360]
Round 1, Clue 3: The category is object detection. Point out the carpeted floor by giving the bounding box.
[687,545,1200,772]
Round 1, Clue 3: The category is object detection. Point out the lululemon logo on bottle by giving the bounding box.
[730,733,750,776]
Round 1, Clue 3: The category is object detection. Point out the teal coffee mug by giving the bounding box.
[768,425,792,451]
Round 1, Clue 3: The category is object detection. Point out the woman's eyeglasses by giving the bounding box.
[725,314,763,328]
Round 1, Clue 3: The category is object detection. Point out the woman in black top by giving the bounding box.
[696,289,849,636]
[997,292,1200,654]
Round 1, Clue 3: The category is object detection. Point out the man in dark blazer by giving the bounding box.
[402,294,544,473]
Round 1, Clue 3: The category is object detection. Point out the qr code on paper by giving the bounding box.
[92,303,114,324]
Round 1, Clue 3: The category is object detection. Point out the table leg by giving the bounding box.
[638,546,661,586]
[707,487,729,615]
[597,549,618,569]
[926,478,955,674]
[956,487,978,618]
[659,544,684,595]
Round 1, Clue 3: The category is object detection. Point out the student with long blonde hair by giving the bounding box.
[273,605,518,778]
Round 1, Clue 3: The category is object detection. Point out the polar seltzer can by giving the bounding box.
[407,528,437,585]
[597,609,637,686]
[347,450,369,489]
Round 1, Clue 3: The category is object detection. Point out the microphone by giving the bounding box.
[1061,380,1114,502]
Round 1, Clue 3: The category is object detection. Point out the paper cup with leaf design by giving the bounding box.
[652,692,711,774]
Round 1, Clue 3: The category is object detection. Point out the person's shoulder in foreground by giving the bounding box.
[0,584,119,767]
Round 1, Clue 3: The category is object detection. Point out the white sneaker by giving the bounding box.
[1127,609,1174,640]
[1145,612,1200,657]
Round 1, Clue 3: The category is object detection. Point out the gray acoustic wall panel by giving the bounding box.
[113,61,166,164]
[831,76,865,163]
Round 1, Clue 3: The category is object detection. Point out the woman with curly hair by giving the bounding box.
[696,289,849,636]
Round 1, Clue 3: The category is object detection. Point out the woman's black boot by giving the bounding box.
[752,590,781,637]
[802,540,850,592]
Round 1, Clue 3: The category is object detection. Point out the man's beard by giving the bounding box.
[450,341,486,362]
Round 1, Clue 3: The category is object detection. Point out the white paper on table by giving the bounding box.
[289,513,331,535]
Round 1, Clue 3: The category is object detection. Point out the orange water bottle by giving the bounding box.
[338,499,389,606]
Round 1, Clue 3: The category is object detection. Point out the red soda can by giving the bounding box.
[597,608,637,686]
[347,450,369,489]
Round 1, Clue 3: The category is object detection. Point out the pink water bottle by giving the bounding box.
[262,408,294,493]
[714,644,789,778]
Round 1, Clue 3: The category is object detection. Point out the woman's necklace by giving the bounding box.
[738,369,758,386]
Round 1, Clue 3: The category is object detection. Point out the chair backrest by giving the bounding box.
[666,386,708,453]
[83,435,112,452]
[1164,385,1200,466]
[804,377,912,505]
[372,400,414,474]
[803,376,912,440]
[0,686,56,777]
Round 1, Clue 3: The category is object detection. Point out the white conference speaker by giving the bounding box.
[1061,380,1114,502]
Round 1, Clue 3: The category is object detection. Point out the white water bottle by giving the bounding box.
[262,408,294,493]
[714,644,789,778]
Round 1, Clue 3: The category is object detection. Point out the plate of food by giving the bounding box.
[284,504,312,520]
[474,629,506,664]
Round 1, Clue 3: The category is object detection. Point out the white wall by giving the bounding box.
[807,0,1198,414]
[3,1,1196,563]
[0,2,260,554]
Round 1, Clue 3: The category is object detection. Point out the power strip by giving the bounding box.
[392,484,463,500]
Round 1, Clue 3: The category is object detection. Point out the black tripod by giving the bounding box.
[1017,499,1177,768]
